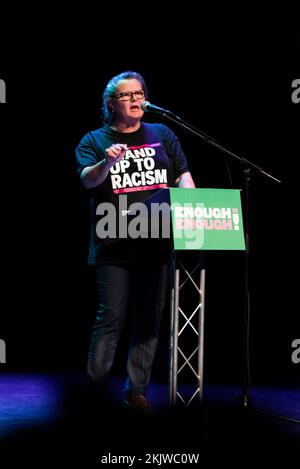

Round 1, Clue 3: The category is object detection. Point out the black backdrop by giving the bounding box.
[1,4,299,388]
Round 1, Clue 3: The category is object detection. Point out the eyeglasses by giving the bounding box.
[113,90,145,101]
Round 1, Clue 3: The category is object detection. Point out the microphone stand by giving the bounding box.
[151,109,281,410]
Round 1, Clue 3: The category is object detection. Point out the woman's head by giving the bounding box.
[102,71,148,125]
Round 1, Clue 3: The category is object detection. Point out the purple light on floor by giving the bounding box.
[0,374,63,437]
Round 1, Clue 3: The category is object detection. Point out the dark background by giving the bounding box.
[1,3,299,389]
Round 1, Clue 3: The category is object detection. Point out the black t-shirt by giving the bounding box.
[75,122,189,265]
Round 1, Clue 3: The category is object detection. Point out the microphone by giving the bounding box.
[141,100,173,115]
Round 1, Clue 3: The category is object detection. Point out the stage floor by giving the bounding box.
[0,373,299,449]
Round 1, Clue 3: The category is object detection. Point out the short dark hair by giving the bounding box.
[101,71,148,124]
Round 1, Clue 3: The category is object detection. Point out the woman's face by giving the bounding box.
[110,78,145,123]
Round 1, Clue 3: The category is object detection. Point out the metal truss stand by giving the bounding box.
[169,255,206,407]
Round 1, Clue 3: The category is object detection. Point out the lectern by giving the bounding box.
[144,187,245,406]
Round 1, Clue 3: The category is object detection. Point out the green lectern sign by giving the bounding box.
[169,188,245,250]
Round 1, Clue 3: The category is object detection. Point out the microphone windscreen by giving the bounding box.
[141,101,150,111]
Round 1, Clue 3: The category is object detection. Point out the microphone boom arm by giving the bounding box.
[159,111,281,184]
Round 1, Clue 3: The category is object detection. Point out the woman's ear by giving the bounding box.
[109,100,115,113]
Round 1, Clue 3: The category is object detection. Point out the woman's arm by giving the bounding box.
[175,171,196,188]
[80,143,128,189]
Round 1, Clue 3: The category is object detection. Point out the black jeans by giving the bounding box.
[87,262,170,395]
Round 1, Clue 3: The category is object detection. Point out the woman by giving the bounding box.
[75,71,195,411]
